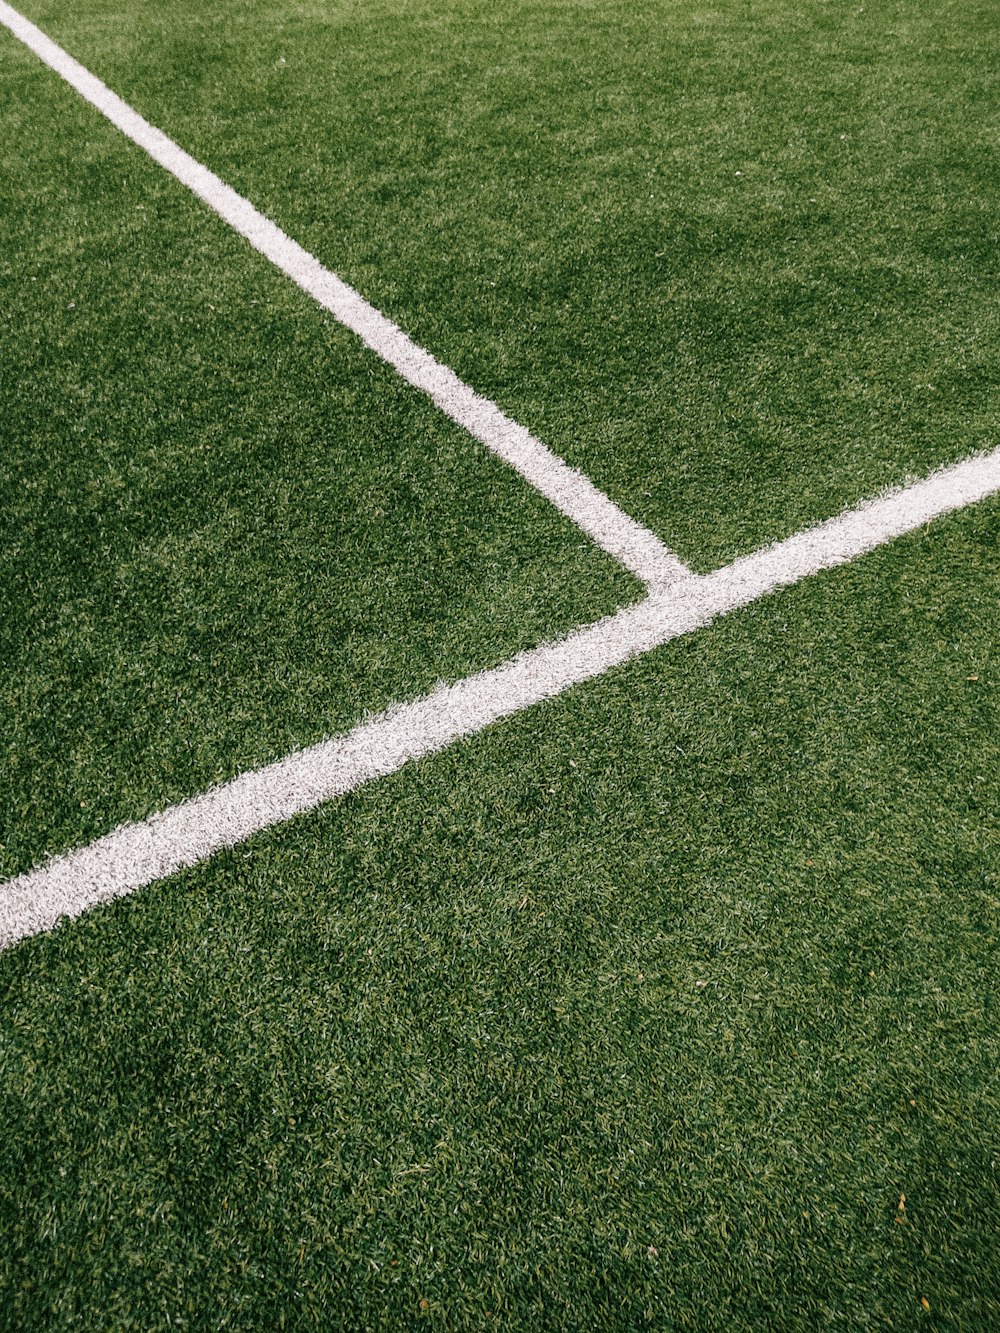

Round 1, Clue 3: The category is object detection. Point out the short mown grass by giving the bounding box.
[2,500,998,1329]
[11,0,1000,566]
[2,1,998,1327]
[0,32,633,881]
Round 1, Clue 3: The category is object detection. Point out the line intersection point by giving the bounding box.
[2,3,998,948]
[4,450,999,948]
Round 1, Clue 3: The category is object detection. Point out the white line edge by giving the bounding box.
[3,447,999,949]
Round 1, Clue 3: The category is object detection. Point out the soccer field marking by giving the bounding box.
[3,447,999,950]
[0,1,687,591]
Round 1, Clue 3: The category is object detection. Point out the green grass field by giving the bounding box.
[2,1,998,1328]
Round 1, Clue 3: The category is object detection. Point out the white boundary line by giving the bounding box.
[2,6,998,948]
[3,448,1000,948]
[0,0,687,590]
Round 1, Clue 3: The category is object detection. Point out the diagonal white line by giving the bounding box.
[0,0,688,590]
[3,448,999,949]
[2,5,998,948]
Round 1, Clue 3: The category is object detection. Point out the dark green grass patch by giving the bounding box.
[2,500,998,1329]
[10,0,1000,566]
[0,44,634,880]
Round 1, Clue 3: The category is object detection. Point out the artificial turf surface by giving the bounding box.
[2,499,998,1329]
[3,0,999,1328]
[0,31,635,881]
[8,0,999,568]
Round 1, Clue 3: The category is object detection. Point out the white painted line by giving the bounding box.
[0,0,688,590]
[3,448,999,949]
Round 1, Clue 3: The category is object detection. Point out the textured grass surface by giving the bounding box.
[2,500,998,1330]
[0,36,634,880]
[9,0,1000,567]
[3,1,999,1328]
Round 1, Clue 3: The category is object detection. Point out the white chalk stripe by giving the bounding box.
[0,0,687,590]
[3,448,998,949]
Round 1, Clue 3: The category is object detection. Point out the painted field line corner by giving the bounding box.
[0,0,687,590]
[3,447,999,950]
